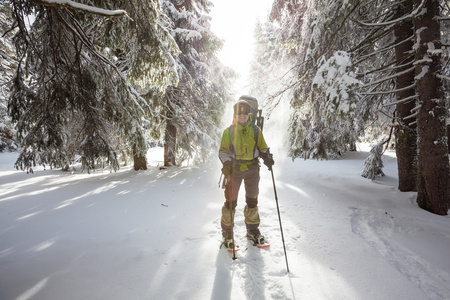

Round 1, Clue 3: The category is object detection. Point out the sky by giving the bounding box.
[209,0,274,95]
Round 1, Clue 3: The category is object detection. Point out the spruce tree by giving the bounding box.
[253,0,449,214]
[393,1,417,192]
[414,0,449,215]
[0,2,17,152]
[160,0,232,167]
[8,0,179,171]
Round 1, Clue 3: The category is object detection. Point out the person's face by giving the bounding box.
[235,104,250,124]
[236,113,249,124]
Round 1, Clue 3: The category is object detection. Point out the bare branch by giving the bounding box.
[349,22,396,54]
[353,0,425,27]
[29,0,128,18]
[361,82,416,96]
[362,66,416,88]
[383,94,418,107]
[353,34,414,65]
[437,74,450,81]
[404,104,421,120]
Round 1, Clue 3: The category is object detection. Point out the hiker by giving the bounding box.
[219,98,274,249]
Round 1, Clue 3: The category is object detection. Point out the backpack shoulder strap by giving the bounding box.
[252,124,260,157]
[227,124,235,139]
[252,124,260,142]
[228,125,236,157]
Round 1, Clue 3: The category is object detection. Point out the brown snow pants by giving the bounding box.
[221,163,260,238]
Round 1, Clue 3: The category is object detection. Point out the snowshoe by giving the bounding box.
[247,233,270,248]
[220,238,239,252]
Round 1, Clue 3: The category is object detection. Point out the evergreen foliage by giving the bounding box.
[1,0,448,213]
[4,0,232,170]
[159,0,233,166]
[361,143,385,180]
[251,0,449,214]
[8,0,179,171]
[252,0,367,160]
[0,2,18,152]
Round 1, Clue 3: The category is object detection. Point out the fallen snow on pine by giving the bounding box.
[1,146,449,300]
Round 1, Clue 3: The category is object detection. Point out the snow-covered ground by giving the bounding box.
[1,145,449,300]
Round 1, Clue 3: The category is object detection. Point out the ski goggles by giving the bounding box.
[235,105,250,115]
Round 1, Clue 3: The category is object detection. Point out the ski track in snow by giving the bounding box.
[350,206,450,300]
[210,198,296,300]
[1,149,450,300]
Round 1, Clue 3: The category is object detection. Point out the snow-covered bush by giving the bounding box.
[361,143,385,180]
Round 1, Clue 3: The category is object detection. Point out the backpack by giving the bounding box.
[238,95,264,131]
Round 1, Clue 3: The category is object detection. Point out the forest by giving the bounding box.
[0,0,449,215]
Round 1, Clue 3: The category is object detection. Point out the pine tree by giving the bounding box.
[8,0,179,171]
[0,2,18,152]
[159,0,232,167]
[343,0,449,211]
[347,1,421,190]
[361,143,385,180]
[414,0,449,215]
[255,0,449,214]
[392,1,417,192]
[265,0,365,159]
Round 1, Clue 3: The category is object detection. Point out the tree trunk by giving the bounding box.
[163,88,179,167]
[447,124,450,154]
[164,121,177,167]
[133,144,147,170]
[394,2,417,192]
[414,0,449,215]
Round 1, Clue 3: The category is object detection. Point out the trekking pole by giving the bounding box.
[270,168,290,273]
[223,175,237,260]
[218,173,223,188]
[230,200,237,260]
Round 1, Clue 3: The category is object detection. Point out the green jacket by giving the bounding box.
[219,121,268,171]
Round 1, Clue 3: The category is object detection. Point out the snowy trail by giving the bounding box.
[271,153,449,300]
[1,149,450,299]
[350,206,450,299]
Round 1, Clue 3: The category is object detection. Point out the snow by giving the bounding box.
[437,74,450,82]
[37,0,127,17]
[1,145,450,300]
[415,65,429,80]
[313,51,360,114]
[356,0,426,28]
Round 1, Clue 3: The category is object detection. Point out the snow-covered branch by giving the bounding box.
[354,0,425,27]
[361,82,416,96]
[383,94,418,107]
[29,0,128,18]
[353,35,414,65]
[361,66,416,88]
[404,105,420,120]
[349,22,396,54]
[53,9,118,71]
[437,74,450,82]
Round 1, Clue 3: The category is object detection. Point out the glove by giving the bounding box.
[260,151,274,171]
[221,161,233,175]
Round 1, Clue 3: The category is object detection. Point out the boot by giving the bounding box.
[221,237,238,249]
[247,231,265,245]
